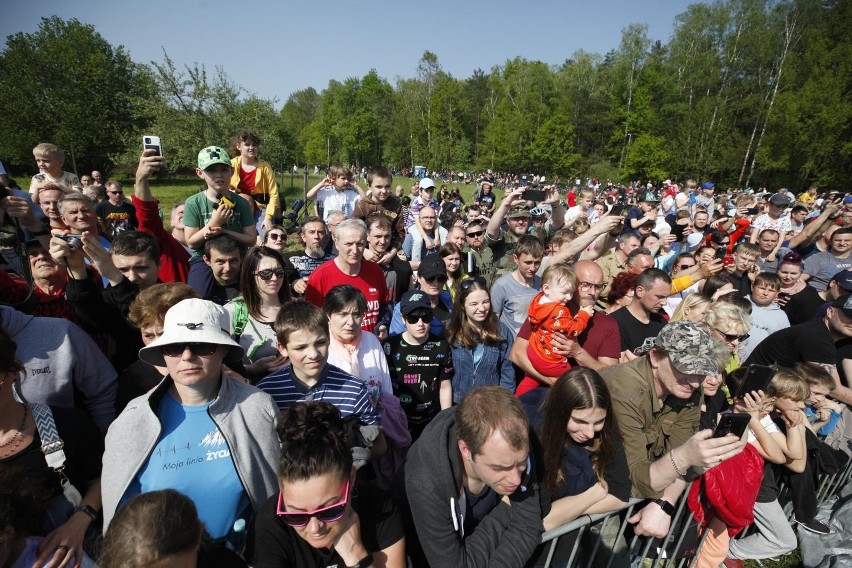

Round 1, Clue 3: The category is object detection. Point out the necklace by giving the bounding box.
[0,404,29,458]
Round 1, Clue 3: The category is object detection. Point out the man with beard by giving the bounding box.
[365,212,412,303]
[286,216,335,296]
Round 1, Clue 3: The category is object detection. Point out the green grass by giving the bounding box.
[116,173,483,230]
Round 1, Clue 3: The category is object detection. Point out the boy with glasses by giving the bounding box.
[384,290,453,440]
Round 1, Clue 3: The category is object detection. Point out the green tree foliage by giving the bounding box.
[3,4,850,189]
[0,17,153,176]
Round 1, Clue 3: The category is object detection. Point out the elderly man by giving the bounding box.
[601,321,744,538]
[286,216,335,295]
[0,239,75,319]
[408,205,447,270]
[59,193,111,250]
[512,260,622,395]
[305,218,389,337]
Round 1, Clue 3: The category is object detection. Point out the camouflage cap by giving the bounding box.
[654,321,719,377]
[507,203,531,219]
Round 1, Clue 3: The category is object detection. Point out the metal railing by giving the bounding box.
[538,455,852,568]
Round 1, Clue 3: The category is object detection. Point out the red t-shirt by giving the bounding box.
[304,259,389,332]
[515,310,621,396]
[237,165,257,193]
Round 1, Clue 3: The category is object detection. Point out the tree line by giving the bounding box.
[0,0,849,189]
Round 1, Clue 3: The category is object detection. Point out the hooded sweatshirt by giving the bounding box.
[1,305,117,431]
[393,408,545,568]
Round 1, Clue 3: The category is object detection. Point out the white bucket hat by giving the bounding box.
[138,298,244,367]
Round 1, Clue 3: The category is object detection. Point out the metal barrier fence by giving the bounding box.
[538,456,852,568]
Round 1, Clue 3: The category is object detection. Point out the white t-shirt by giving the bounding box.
[315,186,361,220]
[751,213,792,235]
[747,413,780,444]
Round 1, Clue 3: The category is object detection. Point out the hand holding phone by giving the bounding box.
[713,412,751,439]
[143,135,163,158]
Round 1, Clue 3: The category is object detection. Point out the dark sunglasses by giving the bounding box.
[466,230,484,238]
[267,233,285,241]
[255,268,286,281]
[405,310,433,324]
[107,190,123,195]
[425,275,448,284]
[712,327,749,343]
[678,264,695,270]
[277,479,350,527]
[160,342,219,358]
[460,277,488,291]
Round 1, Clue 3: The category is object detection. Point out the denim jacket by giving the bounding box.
[450,321,516,403]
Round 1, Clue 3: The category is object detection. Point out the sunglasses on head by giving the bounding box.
[255,268,286,281]
[460,277,488,291]
[405,310,433,324]
[267,233,285,241]
[160,342,219,358]
[276,479,350,527]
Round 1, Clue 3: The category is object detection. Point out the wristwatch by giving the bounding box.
[653,498,676,517]
[74,504,99,522]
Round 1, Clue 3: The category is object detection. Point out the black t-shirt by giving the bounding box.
[835,337,852,387]
[384,334,453,436]
[782,285,825,326]
[477,193,495,211]
[463,484,499,536]
[96,200,138,238]
[550,441,632,504]
[116,359,163,413]
[246,483,403,568]
[609,307,666,352]
[744,317,836,368]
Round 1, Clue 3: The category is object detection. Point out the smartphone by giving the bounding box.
[143,135,163,157]
[713,412,752,439]
[735,364,775,399]
[722,256,735,267]
[777,292,790,301]
[745,207,759,215]
[609,204,628,217]
[524,189,546,202]
[715,247,727,260]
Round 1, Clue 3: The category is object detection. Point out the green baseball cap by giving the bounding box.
[655,321,720,377]
[197,146,231,170]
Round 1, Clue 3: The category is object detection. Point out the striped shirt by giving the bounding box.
[257,363,380,425]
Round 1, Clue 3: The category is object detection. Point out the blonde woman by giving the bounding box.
[704,300,752,373]
[670,293,712,323]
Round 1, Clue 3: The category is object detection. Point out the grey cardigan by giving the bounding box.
[101,374,281,532]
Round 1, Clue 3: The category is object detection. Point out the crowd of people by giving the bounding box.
[1,135,851,568]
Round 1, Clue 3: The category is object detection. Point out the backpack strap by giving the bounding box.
[30,403,66,470]
[232,297,249,341]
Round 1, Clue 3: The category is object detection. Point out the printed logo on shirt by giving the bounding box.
[201,429,231,461]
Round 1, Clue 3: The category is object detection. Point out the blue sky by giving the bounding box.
[3,0,691,106]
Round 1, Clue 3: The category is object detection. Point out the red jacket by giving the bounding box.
[133,196,190,283]
[688,443,763,536]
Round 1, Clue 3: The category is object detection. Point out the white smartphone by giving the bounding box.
[143,135,163,157]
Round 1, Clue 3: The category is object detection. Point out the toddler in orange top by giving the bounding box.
[527,264,594,377]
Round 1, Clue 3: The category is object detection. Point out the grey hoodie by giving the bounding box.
[740,297,791,361]
[394,408,545,568]
[101,373,281,532]
[1,305,117,431]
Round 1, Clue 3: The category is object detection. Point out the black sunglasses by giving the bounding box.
[678,264,695,270]
[460,277,488,291]
[255,268,286,281]
[161,342,219,357]
[405,310,433,324]
[712,327,749,343]
[425,275,448,284]
[466,230,484,238]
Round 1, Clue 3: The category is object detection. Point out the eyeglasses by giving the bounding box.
[277,479,350,527]
[712,327,749,343]
[107,190,123,195]
[255,268,286,281]
[425,275,448,284]
[578,281,604,292]
[405,310,433,324]
[466,231,484,238]
[267,233,285,241]
[460,277,488,291]
[160,342,219,358]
